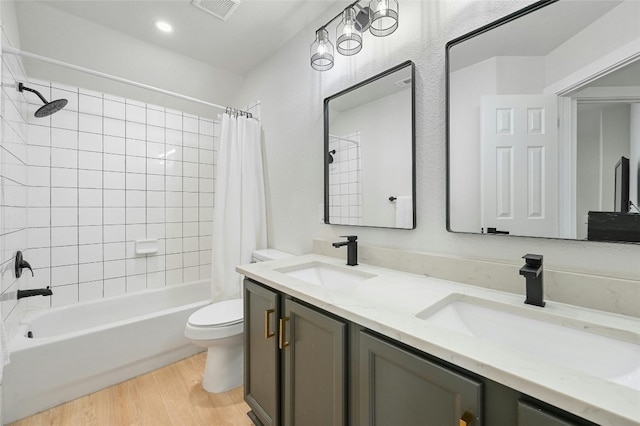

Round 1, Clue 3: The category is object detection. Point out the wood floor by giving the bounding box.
[9,352,254,426]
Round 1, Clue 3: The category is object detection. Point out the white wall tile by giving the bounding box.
[103,259,125,280]
[78,243,103,264]
[29,124,50,147]
[126,122,146,141]
[79,131,102,152]
[146,271,165,289]
[104,277,126,298]
[184,266,199,282]
[51,245,78,267]
[104,189,125,207]
[125,173,145,190]
[79,280,103,302]
[79,263,103,283]
[51,147,77,169]
[78,170,102,189]
[126,274,147,293]
[104,242,126,261]
[126,156,146,174]
[51,284,78,307]
[79,94,102,115]
[104,135,125,155]
[51,265,78,286]
[79,113,102,134]
[126,104,145,124]
[104,153,125,172]
[79,226,103,245]
[51,207,77,227]
[79,189,102,207]
[166,268,183,286]
[104,117,125,137]
[78,150,102,170]
[51,109,78,131]
[51,128,77,150]
[79,207,102,226]
[51,187,77,207]
[125,224,145,240]
[103,225,125,243]
[104,100,125,120]
[103,172,125,189]
[104,208,125,225]
[51,226,78,247]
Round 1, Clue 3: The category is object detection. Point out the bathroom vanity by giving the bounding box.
[238,255,640,426]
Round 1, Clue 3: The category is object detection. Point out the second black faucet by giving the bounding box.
[332,236,358,266]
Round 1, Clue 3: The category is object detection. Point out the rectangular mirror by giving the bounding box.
[325,61,416,229]
[447,0,640,243]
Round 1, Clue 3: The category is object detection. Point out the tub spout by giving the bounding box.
[17,286,53,300]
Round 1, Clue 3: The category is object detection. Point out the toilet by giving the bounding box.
[184,248,292,393]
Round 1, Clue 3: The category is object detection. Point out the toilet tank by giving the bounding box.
[251,249,293,263]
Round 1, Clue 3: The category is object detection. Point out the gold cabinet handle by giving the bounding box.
[264,309,275,339]
[279,316,290,349]
[460,411,473,426]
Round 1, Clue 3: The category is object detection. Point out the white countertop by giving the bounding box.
[237,254,640,426]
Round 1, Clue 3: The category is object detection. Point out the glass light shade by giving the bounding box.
[310,28,335,71]
[369,0,399,37]
[336,7,362,56]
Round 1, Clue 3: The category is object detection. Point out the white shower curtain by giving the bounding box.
[211,112,267,302]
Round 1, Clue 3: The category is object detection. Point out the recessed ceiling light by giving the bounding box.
[154,20,173,33]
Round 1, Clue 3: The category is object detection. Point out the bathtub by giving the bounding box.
[3,279,211,423]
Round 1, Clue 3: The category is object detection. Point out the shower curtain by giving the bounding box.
[211,112,267,302]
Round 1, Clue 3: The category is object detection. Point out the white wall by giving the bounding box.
[234,0,640,281]
[630,104,640,210]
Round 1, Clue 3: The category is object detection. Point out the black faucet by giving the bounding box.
[332,236,358,266]
[519,254,545,307]
[17,286,53,300]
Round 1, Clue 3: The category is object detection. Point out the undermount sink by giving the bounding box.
[416,295,640,391]
[276,262,377,290]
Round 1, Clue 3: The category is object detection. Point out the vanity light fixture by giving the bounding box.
[310,0,399,71]
[311,28,335,71]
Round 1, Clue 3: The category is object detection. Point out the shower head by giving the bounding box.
[19,82,68,118]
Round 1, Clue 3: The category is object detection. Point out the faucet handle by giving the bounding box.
[339,235,358,242]
[522,253,543,266]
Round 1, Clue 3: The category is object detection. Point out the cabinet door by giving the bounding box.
[360,332,482,426]
[244,279,280,426]
[282,299,347,426]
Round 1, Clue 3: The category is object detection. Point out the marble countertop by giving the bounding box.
[237,254,640,426]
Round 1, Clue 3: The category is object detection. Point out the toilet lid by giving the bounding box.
[188,299,243,327]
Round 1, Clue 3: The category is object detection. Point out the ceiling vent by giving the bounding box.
[191,0,240,21]
[394,77,412,88]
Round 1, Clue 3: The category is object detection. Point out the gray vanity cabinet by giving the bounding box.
[244,278,347,426]
[359,331,482,425]
[244,279,280,426]
[517,401,590,426]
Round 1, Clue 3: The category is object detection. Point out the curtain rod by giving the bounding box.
[2,45,256,116]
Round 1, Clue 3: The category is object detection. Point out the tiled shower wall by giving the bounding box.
[328,133,362,225]
[0,35,29,341]
[23,79,219,309]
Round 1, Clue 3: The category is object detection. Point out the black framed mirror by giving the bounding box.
[446,0,640,243]
[324,61,416,229]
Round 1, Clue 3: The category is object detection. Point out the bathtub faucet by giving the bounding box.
[17,286,53,300]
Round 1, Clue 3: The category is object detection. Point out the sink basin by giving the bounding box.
[417,295,640,390]
[276,262,377,290]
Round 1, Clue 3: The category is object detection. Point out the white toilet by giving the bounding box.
[184,248,292,393]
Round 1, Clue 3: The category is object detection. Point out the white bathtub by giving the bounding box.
[3,280,211,423]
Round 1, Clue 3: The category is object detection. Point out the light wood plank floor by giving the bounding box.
[9,352,253,426]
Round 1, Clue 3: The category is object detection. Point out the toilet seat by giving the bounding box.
[188,299,243,328]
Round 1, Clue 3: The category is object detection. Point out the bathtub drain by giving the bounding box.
[27,331,33,338]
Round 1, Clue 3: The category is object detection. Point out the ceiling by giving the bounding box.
[21,0,340,76]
